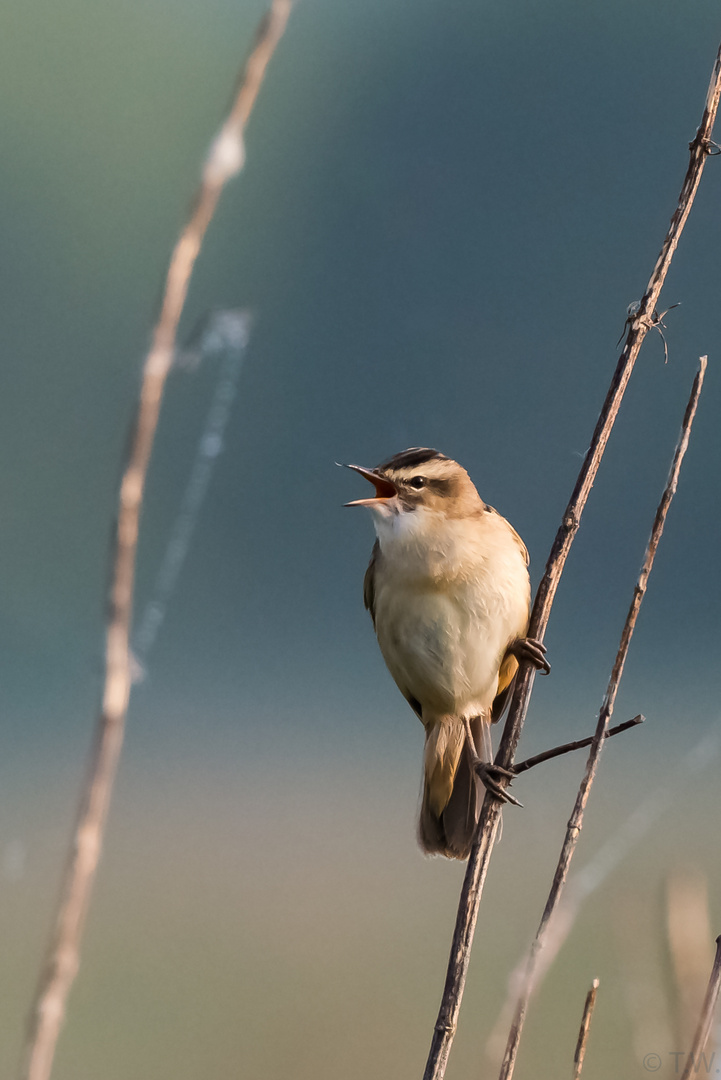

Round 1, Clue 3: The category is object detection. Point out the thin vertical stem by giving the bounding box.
[572,978,599,1080]
[422,41,721,1080]
[20,6,293,1080]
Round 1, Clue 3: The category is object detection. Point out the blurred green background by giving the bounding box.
[1,1,721,1077]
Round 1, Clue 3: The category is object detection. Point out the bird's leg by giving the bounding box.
[510,636,551,675]
[462,717,523,808]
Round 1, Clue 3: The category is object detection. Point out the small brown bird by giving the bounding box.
[346,447,549,859]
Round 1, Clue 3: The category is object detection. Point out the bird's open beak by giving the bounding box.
[341,463,398,507]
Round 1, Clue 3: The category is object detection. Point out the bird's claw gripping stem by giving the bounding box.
[474,762,523,807]
[511,636,551,675]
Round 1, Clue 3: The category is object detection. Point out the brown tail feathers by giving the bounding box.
[418,716,488,859]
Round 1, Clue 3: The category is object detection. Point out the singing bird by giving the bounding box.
[346,448,549,859]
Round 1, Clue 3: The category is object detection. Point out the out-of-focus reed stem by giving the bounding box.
[20,6,293,1080]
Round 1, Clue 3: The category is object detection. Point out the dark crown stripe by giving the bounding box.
[378,447,445,472]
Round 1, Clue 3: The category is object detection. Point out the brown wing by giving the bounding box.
[363,539,380,627]
[491,650,519,723]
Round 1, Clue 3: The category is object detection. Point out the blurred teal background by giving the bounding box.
[1,1,721,1077]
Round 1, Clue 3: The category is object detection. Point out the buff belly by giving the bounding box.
[374,579,519,721]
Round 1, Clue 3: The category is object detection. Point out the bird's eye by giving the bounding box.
[408,476,426,489]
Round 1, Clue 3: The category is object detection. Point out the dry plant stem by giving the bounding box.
[572,978,599,1080]
[498,356,707,1080]
[20,7,292,1080]
[422,41,721,1080]
[679,937,721,1080]
[513,714,644,775]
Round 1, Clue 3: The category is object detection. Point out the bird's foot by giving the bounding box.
[474,762,523,807]
[511,636,551,675]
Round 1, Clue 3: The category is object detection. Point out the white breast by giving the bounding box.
[372,508,530,721]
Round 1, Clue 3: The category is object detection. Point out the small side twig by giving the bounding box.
[19,7,293,1080]
[498,356,707,1080]
[617,301,680,364]
[679,937,721,1080]
[572,978,599,1080]
[423,38,721,1080]
[513,715,644,775]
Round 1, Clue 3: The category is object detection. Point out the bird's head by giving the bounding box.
[343,447,484,522]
